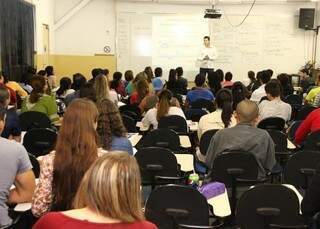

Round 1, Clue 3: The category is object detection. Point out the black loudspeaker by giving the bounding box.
[299,8,315,30]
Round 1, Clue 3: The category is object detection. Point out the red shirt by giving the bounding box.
[33,212,158,229]
[295,108,320,145]
[0,83,17,105]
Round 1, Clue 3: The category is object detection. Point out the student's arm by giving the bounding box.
[8,170,35,203]
[264,134,276,172]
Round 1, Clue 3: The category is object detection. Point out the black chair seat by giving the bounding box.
[158,115,188,134]
[142,128,182,151]
[122,114,138,133]
[19,111,52,131]
[258,117,285,131]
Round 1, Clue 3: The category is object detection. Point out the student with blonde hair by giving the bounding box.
[33,152,157,229]
[94,74,118,105]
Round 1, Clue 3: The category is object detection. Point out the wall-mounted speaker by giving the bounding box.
[299,8,315,30]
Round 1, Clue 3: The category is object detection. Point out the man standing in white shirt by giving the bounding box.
[198,36,218,77]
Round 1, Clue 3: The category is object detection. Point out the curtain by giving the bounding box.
[0,0,35,81]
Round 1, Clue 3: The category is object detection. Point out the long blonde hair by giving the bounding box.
[74,152,144,222]
[94,74,110,106]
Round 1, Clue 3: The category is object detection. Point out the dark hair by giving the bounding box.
[195,74,205,87]
[207,71,222,95]
[110,80,119,90]
[0,107,6,121]
[91,68,102,79]
[56,77,72,97]
[266,69,273,78]
[215,69,224,81]
[225,72,233,81]
[124,70,134,82]
[176,67,183,77]
[72,73,87,91]
[0,86,9,108]
[26,66,37,75]
[45,66,54,76]
[232,81,249,110]
[30,76,46,103]
[168,69,177,82]
[265,80,281,97]
[80,83,96,102]
[204,36,210,41]
[102,69,109,76]
[0,71,9,84]
[215,89,233,128]
[22,67,35,85]
[277,73,290,87]
[248,71,255,81]
[144,66,154,82]
[154,67,162,78]
[157,89,173,121]
[113,72,122,81]
[260,71,271,84]
[37,70,46,76]
[166,69,178,91]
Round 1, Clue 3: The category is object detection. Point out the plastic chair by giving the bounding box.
[142,128,182,151]
[185,109,208,122]
[285,94,302,108]
[135,147,184,190]
[304,131,320,152]
[199,129,219,156]
[158,115,188,134]
[119,104,141,121]
[23,128,57,157]
[294,105,316,121]
[236,184,304,229]
[287,121,303,141]
[145,185,213,229]
[284,150,320,190]
[190,99,215,113]
[121,114,138,133]
[19,111,52,131]
[28,153,40,178]
[258,117,286,131]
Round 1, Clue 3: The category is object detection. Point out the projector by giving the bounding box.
[204,8,222,19]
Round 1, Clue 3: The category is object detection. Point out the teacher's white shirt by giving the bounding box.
[198,46,218,69]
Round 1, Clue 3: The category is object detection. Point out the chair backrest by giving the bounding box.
[158,115,188,134]
[285,94,302,107]
[267,130,288,152]
[143,128,181,151]
[287,121,303,141]
[135,147,179,184]
[257,117,285,131]
[185,109,208,122]
[119,104,141,120]
[19,111,52,131]
[190,99,215,113]
[294,105,316,121]
[211,151,259,188]
[236,184,302,229]
[304,131,320,152]
[121,114,137,133]
[199,129,219,156]
[23,128,57,157]
[145,185,210,229]
[28,153,40,178]
[284,150,320,189]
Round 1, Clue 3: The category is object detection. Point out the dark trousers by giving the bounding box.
[199,68,214,77]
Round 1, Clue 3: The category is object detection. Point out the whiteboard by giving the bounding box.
[116,13,313,82]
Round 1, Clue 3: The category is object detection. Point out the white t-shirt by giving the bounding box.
[197,46,218,69]
[250,84,266,103]
[142,107,186,129]
[109,90,119,104]
[258,98,292,122]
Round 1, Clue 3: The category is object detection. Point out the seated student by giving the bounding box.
[258,80,292,123]
[65,73,87,106]
[97,99,133,155]
[294,108,320,145]
[250,70,272,103]
[152,67,164,93]
[0,71,28,98]
[112,72,126,97]
[0,107,35,228]
[305,75,320,105]
[130,79,157,113]
[198,89,236,139]
[55,77,74,99]
[232,82,250,111]
[205,100,276,179]
[299,69,315,93]
[221,72,234,88]
[45,66,57,90]
[165,69,180,93]
[247,71,260,92]
[88,68,102,84]
[207,71,222,96]
[32,99,105,217]
[176,67,188,95]
[0,72,17,106]
[142,89,186,129]
[33,152,157,229]
[95,74,118,105]
[0,86,21,142]
[20,66,35,94]
[21,75,59,122]
[125,70,134,95]
[277,73,294,98]
[186,74,214,106]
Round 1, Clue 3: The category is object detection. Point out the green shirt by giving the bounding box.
[306,87,320,104]
[21,94,59,122]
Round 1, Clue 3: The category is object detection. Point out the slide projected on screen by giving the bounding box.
[152,16,209,71]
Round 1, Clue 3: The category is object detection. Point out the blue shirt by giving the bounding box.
[111,136,133,155]
[152,78,164,92]
[186,88,214,103]
[1,108,21,139]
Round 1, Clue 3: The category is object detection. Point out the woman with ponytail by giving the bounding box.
[21,75,59,122]
[142,89,186,129]
[231,81,251,111]
[198,89,236,138]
